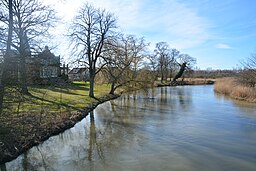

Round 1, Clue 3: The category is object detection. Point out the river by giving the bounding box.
[3,85,256,171]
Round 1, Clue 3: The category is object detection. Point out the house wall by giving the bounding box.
[68,70,89,81]
[0,49,62,85]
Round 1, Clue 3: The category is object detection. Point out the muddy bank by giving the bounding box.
[0,94,119,164]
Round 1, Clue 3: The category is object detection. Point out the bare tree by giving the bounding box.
[147,53,158,80]
[172,54,196,82]
[120,35,148,91]
[102,36,131,94]
[169,48,179,81]
[154,42,173,83]
[129,36,148,80]
[69,3,117,97]
[0,0,56,94]
[239,53,256,87]
[102,35,148,94]
[0,0,13,113]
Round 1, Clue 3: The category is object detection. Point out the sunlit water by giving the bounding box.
[3,86,256,171]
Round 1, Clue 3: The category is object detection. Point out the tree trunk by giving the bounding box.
[89,78,94,98]
[161,72,164,83]
[0,0,13,113]
[169,69,173,81]
[0,163,7,171]
[20,54,29,94]
[109,82,115,95]
[89,68,95,97]
[173,63,187,82]
[0,84,4,113]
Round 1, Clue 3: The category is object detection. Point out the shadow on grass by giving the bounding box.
[30,82,90,97]
[68,82,90,91]
[28,94,85,112]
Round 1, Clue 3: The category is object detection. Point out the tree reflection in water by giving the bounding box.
[0,164,7,171]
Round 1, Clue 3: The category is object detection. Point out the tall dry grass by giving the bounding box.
[214,77,256,102]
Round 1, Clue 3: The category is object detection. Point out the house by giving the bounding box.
[38,46,60,78]
[68,68,89,81]
[0,46,68,84]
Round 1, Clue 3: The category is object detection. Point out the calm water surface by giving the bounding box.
[3,85,256,171]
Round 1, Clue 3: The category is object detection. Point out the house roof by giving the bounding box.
[68,68,87,74]
[38,46,60,65]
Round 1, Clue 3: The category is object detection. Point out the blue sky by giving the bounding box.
[46,0,256,69]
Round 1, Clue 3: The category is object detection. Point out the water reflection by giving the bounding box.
[0,164,7,171]
[5,86,256,171]
[214,90,256,118]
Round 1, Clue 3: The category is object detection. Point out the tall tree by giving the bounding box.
[169,48,179,80]
[147,53,158,80]
[102,36,131,95]
[0,0,56,94]
[154,42,172,83]
[0,0,13,113]
[69,3,117,97]
[102,35,147,94]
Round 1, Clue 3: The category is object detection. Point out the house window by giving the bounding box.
[40,66,58,78]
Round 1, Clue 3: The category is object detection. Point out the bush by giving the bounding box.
[238,53,256,87]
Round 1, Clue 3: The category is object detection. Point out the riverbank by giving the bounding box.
[214,77,256,102]
[156,78,215,87]
[0,82,119,164]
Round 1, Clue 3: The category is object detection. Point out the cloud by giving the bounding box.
[62,0,213,49]
[215,43,232,49]
[43,0,213,59]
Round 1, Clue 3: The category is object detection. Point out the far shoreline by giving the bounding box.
[155,78,215,87]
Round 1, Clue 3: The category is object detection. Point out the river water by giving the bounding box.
[3,85,256,171]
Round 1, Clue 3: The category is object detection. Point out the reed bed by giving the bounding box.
[214,77,256,102]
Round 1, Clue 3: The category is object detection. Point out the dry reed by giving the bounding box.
[214,77,256,102]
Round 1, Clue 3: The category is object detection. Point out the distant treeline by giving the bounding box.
[186,69,239,79]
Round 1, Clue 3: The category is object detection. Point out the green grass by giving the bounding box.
[3,82,111,114]
[0,81,113,161]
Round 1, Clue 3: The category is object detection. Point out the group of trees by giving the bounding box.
[148,42,196,83]
[68,3,197,97]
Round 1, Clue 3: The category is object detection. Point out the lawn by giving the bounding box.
[0,81,112,138]
[3,81,111,114]
[0,82,116,163]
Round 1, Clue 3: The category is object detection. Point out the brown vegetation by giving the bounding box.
[214,77,256,102]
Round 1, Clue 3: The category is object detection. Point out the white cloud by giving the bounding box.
[93,0,212,49]
[42,0,213,60]
[215,43,232,49]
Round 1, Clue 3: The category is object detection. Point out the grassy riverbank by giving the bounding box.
[214,77,256,102]
[0,82,119,164]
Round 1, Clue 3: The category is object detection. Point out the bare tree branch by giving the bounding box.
[68,3,117,97]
